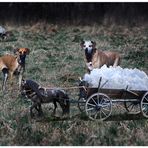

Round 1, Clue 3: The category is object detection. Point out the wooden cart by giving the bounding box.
[78,79,148,120]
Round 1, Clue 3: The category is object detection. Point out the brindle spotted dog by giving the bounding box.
[21,79,70,118]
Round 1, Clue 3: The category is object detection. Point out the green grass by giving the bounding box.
[0,23,147,145]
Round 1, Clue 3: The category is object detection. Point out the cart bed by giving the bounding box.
[87,88,147,100]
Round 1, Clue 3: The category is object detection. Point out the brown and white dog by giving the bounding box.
[0,48,30,94]
[80,40,121,72]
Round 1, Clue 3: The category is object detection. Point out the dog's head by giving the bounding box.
[80,40,96,62]
[80,40,96,71]
[14,48,30,55]
[13,48,30,66]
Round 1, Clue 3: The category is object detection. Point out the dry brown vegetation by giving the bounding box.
[0,22,147,145]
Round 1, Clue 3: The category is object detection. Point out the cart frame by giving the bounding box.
[77,78,148,120]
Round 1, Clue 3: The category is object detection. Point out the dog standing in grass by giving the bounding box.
[0,48,30,93]
[80,40,121,72]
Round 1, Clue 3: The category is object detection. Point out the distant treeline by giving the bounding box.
[0,3,148,25]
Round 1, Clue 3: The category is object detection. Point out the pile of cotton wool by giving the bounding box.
[83,65,148,90]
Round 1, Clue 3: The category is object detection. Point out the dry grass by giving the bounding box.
[0,23,147,145]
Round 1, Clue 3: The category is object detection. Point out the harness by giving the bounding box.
[22,80,88,101]
[23,89,37,98]
[38,86,48,97]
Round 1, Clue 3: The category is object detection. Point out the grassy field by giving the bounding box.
[0,22,148,145]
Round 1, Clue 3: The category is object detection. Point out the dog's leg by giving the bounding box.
[64,95,70,115]
[113,57,120,67]
[18,73,23,90]
[18,67,24,90]
[37,103,43,117]
[59,99,69,116]
[9,71,13,85]
[2,68,8,94]
[30,102,38,118]
[52,100,57,116]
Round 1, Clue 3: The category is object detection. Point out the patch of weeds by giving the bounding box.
[79,112,89,121]
[24,32,46,42]
[15,115,31,138]
[130,37,148,49]
[73,66,85,75]
[97,34,110,41]
[31,73,42,81]
[127,121,138,129]
[103,135,116,146]
[28,66,42,73]
[124,50,148,68]
[40,46,50,51]
[51,121,69,130]
[23,32,33,40]
[73,28,80,33]
[109,33,129,47]
[31,130,46,145]
[136,139,145,146]
[3,30,19,42]
[4,46,13,51]
[65,55,74,61]
[108,125,118,136]
[72,133,87,145]
[53,31,68,45]
[58,73,77,84]
[60,121,71,131]
[72,35,83,43]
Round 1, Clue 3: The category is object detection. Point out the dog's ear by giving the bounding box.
[25,48,30,55]
[80,40,85,48]
[91,41,96,48]
[13,48,19,55]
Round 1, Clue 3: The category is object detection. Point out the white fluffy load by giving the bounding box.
[83,65,148,90]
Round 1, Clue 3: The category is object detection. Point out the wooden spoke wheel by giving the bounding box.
[124,101,140,114]
[78,97,86,112]
[85,93,112,120]
[140,92,148,118]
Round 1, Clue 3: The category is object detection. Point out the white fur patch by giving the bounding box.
[83,41,93,53]
[86,62,93,71]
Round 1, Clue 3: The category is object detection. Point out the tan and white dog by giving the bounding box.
[80,40,121,72]
[0,48,30,94]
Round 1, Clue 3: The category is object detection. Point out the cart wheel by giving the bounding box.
[78,97,86,112]
[124,101,140,114]
[85,93,112,120]
[140,92,148,118]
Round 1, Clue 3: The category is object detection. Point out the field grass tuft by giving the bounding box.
[0,23,147,145]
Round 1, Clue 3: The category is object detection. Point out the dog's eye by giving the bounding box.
[89,45,92,47]
[83,45,86,47]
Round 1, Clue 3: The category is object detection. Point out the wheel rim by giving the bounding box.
[124,101,140,114]
[78,97,86,112]
[85,93,112,120]
[141,92,148,118]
